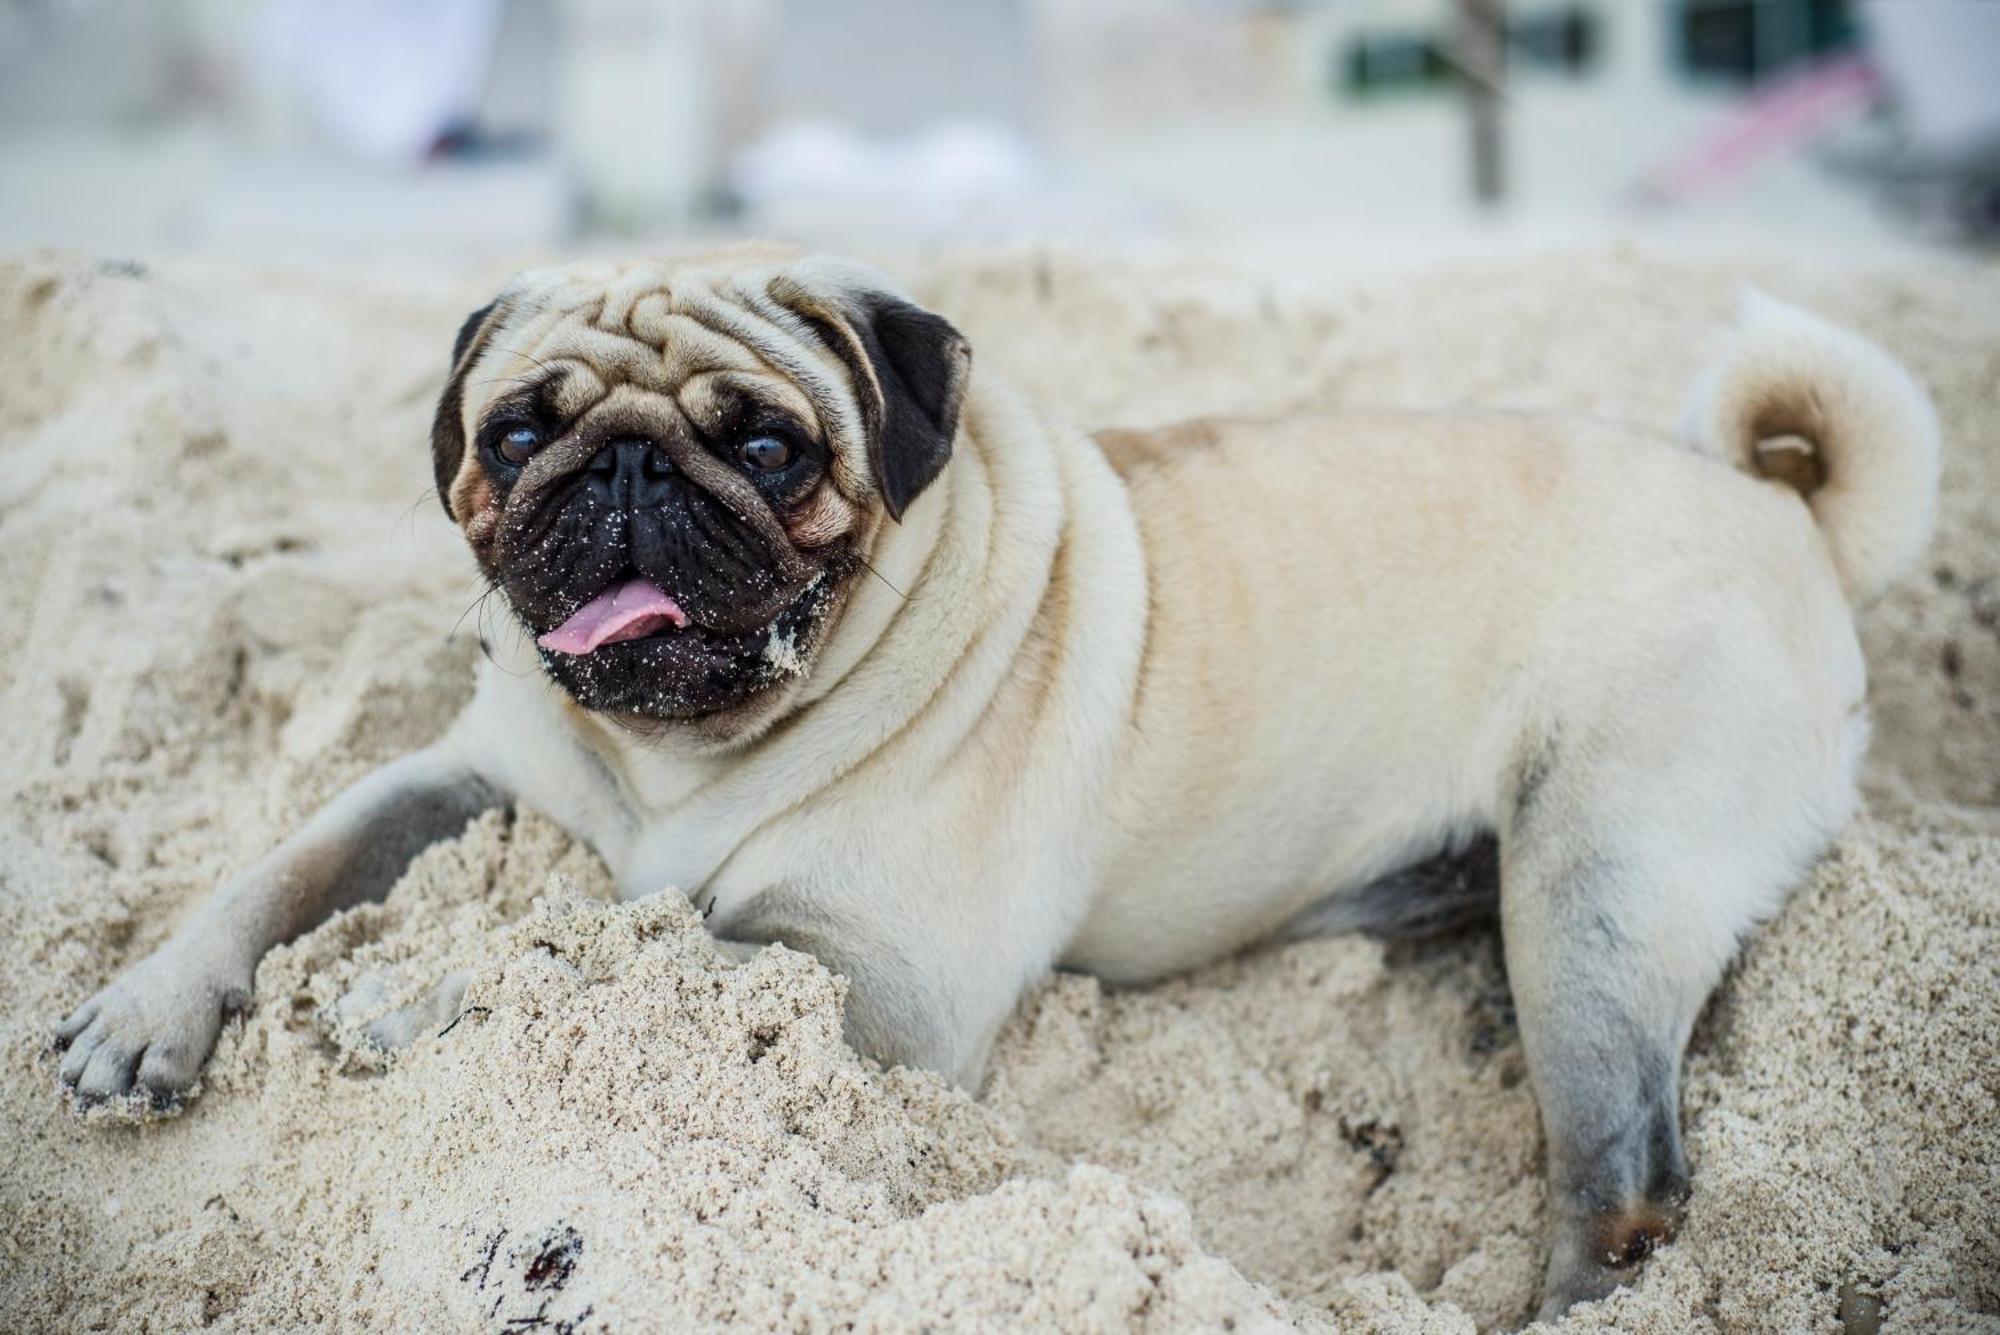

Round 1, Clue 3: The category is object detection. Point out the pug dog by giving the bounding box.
[56,245,1939,1320]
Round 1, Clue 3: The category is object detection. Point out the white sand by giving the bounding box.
[1,245,1995,1333]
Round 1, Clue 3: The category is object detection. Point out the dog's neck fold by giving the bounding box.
[605,375,1085,902]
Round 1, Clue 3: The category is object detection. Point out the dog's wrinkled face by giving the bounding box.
[431,247,970,736]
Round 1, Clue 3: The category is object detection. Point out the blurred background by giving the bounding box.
[1,0,1996,274]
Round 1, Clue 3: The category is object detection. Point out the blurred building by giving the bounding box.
[0,0,1993,258]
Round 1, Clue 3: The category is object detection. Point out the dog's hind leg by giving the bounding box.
[1503,835,1701,1320]
[1500,701,1857,1318]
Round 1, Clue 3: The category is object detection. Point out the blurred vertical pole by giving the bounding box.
[560,0,716,234]
[1458,0,1506,208]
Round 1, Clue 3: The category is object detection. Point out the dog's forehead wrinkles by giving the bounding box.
[530,321,676,395]
[490,285,788,412]
[591,263,678,330]
[549,363,608,422]
[679,370,819,438]
[650,313,768,384]
[461,260,879,508]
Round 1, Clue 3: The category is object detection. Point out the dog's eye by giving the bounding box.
[739,434,793,472]
[496,425,542,466]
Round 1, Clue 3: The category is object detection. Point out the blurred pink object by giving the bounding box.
[1639,54,1882,202]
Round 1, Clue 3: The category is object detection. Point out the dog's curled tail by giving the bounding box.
[1682,289,1941,606]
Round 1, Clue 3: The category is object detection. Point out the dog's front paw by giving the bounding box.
[53,940,252,1113]
[327,966,473,1056]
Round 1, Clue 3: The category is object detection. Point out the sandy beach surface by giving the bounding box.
[1,244,1995,1332]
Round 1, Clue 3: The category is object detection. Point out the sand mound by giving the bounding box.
[1,246,1995,1332]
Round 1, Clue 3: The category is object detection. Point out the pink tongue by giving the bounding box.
[537,577,688,655]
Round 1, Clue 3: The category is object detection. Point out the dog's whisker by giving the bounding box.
[394,486,444,536]
[447,578,503,644]
[857,556,909,602]
[492,344,564,379]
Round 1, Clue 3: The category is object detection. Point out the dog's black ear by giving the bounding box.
[431,299,504,521]
[846,293,971,521]
[776,280,971,522]
[451,300,497,368]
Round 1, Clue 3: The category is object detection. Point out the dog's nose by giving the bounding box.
[587,437,674,508]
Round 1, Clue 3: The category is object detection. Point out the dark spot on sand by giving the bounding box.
[1338,1116,1404,1195]
[523,1226,583,1293]
[461,1227,508,1289]
[1837,1279,1885,1335]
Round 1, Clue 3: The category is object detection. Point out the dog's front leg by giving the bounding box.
[719,888,1014,1088]
[54,742,506,1110]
